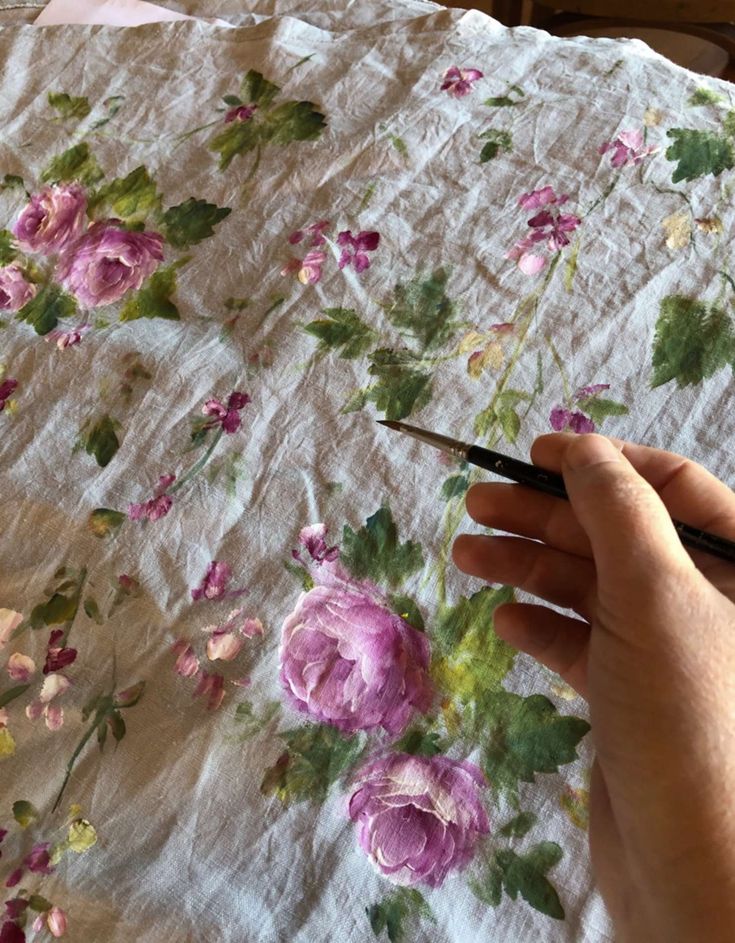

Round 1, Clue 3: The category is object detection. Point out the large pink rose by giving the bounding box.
[348,753,490,887]
[0,264,36,311]
[12,183,87,254]
[279,582,432,735]
[56,221,164,307]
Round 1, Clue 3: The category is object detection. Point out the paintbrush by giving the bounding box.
[378,419,735,565]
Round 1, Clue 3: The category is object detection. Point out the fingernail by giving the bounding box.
[565,434,622,469]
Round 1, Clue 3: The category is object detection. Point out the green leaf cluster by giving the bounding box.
[665,128,734,183]
[88,508,126,538]
[161,198,231,248]
[651,294,735,388]
[367,888,434,942]
[472,842,565,919]
[363,348,432,420]
[479,129,513,163]
[260,724,363,803]
[41,142,103,186]
[382,267,458,353]
[120,266,181,321]
[89,166,161,223]
[341,505,424,588]
[80,414,120,467]
[304,308,375,359]
[48,91,91,120]
[16,284,77,336]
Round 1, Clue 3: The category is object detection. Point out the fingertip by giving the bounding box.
[451,533,473,568]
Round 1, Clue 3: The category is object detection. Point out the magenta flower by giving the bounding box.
[0,921,24,943]
[549,382,611,434]
[193,670,225,710]
[172,640,200,677]
[599,129,658,168]
[0,265,36,312]
[507,186,580,274]
[202,391,251,434]
[281,249,327,285]
[225,104,257,123]
[288,220,330,248]
[13,183,87,255]
[336,230,380,273]
[191,561,232,601]
[128,473,176,522]
[348,753,490,888]
[4,901,26,921]
[440,66,484,98]
[45,323,90,350]
[56,221,163,308]
[280,582,432,735]
[5,842,55,890]
[292,523,339,566]
[0,379,18,413]
[117,574,140,595]
[43,629,77,675]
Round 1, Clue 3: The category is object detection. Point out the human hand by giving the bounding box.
[453,432,735,943]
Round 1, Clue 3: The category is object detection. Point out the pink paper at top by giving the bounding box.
[34,0,233,28]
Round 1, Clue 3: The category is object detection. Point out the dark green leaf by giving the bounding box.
[387,593,425,631]
[665,129,734,183]
[81,414,120,467]
[83,597,104,624]
[30,592,78,628]
[469,866,504,907]
[108,710,126,742]
[28,895,52,913]
[120,265,180,321]
[0,684,31,709]
[484,96,518,107]
[382,267,458,352]
[284,560,315,592]
[260,724,363,803]
[41,142,104,186]
[366,348,432,420]
[479,129,513,163]
[97,717,108,749]
[260,100,326,145]
[304,308,375,359]
[210,118,261,171]
[341,388,369,414]
[651,295,735,388]
[499,810,538,838]
[393,727,443,757]
[495,844,565,919]
[366,889,433,942]
[90,166,160,222]
[13,799,38,827]
[222,94,242,106]
[688,87,724,106]
[161,198,231,248]
[0,175,25,194]
[0,230,17,265]
[48,91,91,119]
[88,508,126,538]
[241,70,280,107]
[16,284,77,336]
[441,474,470,501]
[724,110,735,139]
[577,397,628,426]
[481,690,590,799]
[342,505,424,589]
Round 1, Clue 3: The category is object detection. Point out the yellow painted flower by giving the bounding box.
[661,211,691,250]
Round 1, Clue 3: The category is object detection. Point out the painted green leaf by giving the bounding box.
[28,895,52,913]
[341,388,369,414]
[495,843,565,919]
[0,685,31,709]
[210,119,260,170]
[724,110,735,139]
[0,230,18,265]
[577,397,628,425]
[484,96,518,107]
[114,680,146,709]
[469,866,504,906]
[16,284,77,336]
[367,888,434,943]
[499,810,538,838]
[83,597,104,624]
[88,508,126,538]
[479,129,513,163]
[1,174,25,194]
[688,87,724,106]
[481,691,590,798]
[41,142,104,186]
[651,295,735,388]
[260,724,363,803]
[223,94,242,107]
[108,710,126,742]
[30,592,78,629]
[67,819,98,852]
[81,414,120,468]
[89,94,125,131]
[261,101,326,145]
[284,560,315,592]
[365,349,432,420]
[392,728,444,757]
[441,474,470,501]
[241,70,280,108]
[665,129,734,183]
[120,265,180,321]
[48,91,91,120]
[382,267,458,352]
[342,505,424,589]
[90,166,160,222]
[12,799,38,828]
[304,308,375,359]
[388,593,425,631]
[161,198,232,248]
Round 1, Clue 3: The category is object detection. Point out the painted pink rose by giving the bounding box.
[599,128,658,168]
[440,66,484,98]
[279,583,432,735]
[13,184,87,255]
[348,753,489,887]
[56,221,163,307]
[0,265,36,312]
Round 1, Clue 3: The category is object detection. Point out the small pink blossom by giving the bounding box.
[128,473,176,522]
[440,66,484,98]
[225,104,257,123]
[599,128,658,168]
[575,383,610,398]
[191,561,233,601]
[206,630,243,661]
[0,379,18,412]
[281,249,327,285]
[0,265,36,312]
[117,574,140,595]
[26,673,71,729]
[241,617,264,638]
[43,629,77,675]
[292,523,339,566]
[550,407,595,434]
[45,323,91,350]
[47,907,67,938]
[6,652,35,683]
[3,869,22,889]
[172,640,200,677]
[507,187,580,274]
[288,220,330,248]
[337,230,380,273]
[518,185,565,210]
[202,390,251,434]
[193,670,225,710]
[26,843,53,874]
[0,611,22,648]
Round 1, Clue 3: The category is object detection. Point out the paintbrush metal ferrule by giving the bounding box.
[377,420,472,461]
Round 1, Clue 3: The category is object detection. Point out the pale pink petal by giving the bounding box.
[0,707,8,727]
[240,617,264,639]
[6,652,35,682]
[206,631,244,661]
[230,677,251,687]
[47,906,67,938]
[172,640,200,677]
[518,253,547,275]
[26,699,44,721]
[33,915,45,933]
[0,610,22,648]
[44,704,64,730]
[618,129,644,150]
[39,673,71,703]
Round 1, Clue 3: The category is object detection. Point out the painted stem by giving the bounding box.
[169,427,224,495]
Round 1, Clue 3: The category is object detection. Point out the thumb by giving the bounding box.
[561,434,695,594]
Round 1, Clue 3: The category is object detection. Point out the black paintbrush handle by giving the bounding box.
[466,445,735,564]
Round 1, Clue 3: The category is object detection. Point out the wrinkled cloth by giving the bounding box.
[1,3,734,941]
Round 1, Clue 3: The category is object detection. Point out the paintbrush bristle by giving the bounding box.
[377,420,402,430]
